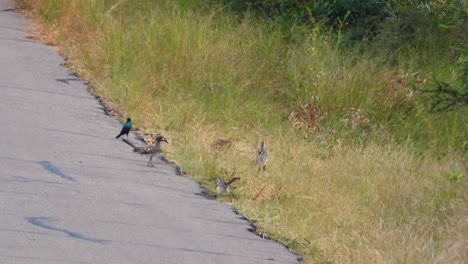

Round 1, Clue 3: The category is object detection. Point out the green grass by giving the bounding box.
[20,0,467,262]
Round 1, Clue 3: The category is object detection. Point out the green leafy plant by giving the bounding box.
[419,53,468,112]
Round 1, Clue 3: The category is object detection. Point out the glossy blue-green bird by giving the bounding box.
[116,117,131,139]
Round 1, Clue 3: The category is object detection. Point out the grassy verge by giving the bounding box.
[19,0,467,262]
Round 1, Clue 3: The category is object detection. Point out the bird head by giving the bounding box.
[155,134,168,144]
[126,117,131,122]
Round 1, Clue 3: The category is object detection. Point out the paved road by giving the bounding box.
[0,1,300,263]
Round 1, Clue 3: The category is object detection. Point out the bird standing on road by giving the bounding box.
[122,134,168,167]
[255,141,268,174]
[216,177,240,194]
[116,117,132,139]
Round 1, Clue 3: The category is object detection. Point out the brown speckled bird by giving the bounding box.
[122,134,168,167]
[216,177,240,194]
[255,141,268,173]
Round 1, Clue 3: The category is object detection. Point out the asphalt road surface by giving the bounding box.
[0,1,300,263]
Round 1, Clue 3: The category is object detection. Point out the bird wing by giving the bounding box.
[134,134,149,144]
[136,146,156,155]
[227,177,240,185]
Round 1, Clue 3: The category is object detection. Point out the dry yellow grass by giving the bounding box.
[179,129,467,262]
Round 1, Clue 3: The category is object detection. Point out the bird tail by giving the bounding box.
[121,138,137,149]
[116,133,122,139]
[227,177,240,185]
[134,134,149,144]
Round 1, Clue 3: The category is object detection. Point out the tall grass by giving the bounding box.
[20,0,467,262]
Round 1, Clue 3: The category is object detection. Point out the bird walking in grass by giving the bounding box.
[255,141,268,174]
[122,134,168,167]
[216,177,240,194]
[116,117,132,139]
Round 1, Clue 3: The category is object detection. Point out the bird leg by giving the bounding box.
[148,156,154,167]
[257,165,267,175]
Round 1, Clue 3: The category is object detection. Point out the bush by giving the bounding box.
[223,0,388,42]
[419,51,468,112]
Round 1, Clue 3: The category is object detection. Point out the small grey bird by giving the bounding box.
[216,177,240,194]
[122,134,168,167]
[255,141,268,173]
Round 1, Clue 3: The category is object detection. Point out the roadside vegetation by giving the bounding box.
[19,0,467,262]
